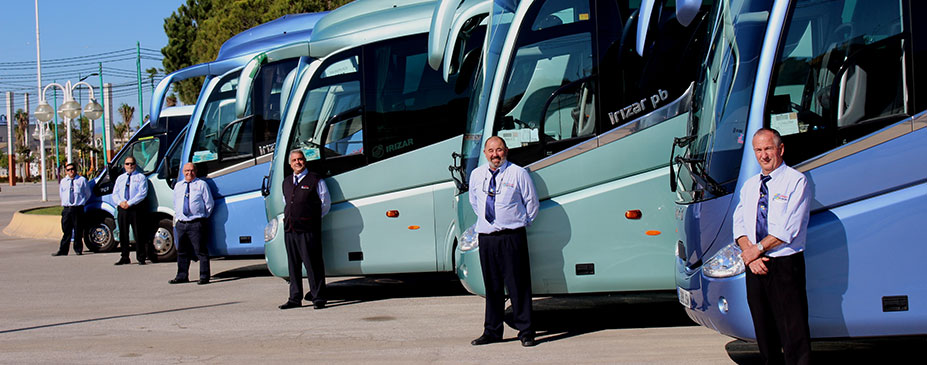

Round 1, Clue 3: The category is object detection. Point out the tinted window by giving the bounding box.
[364,34,468,163]
[766,0,907,165]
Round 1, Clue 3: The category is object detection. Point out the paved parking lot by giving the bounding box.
[1,182,922,363]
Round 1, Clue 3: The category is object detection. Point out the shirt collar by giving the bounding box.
[295,169,308,180]
[764,162,788,181]
[488,160,510,175]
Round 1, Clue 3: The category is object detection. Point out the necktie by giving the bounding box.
[183,182,192,217]
[756,174,772,243]
[485,169,500,224]
[294,174,299,185]
[69,178,75,205]
[124,173,131,200]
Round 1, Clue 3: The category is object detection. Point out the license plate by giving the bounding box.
[677,287,692,308]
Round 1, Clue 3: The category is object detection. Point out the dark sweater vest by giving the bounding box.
[282,172,322,233]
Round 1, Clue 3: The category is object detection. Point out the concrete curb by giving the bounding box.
[2,210,62,240]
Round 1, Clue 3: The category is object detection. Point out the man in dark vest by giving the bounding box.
[279,149,331,310]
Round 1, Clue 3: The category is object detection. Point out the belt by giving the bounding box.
[63,204,85,208]
[178,218,206,224]
[480,227,526,236]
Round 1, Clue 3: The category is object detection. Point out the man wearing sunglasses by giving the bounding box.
[112,156,153,265]
[53,163,91,256]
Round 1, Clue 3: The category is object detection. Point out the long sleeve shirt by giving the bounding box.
[468,160,539,234]
[286,169,331,216]
[112,171,148,208]
[59,175,91,207]
[732,163,812,257]
[173,178,214,221]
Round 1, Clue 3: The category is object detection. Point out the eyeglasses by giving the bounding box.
[65,168,75,171]
[124,162,135,166]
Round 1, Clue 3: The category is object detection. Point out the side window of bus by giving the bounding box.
[494,0,595,165]
[160,130,186,187]
[766,0,908,166]
[252,59,299,157]
[364,34,468,163]
[288,54,363,177]
[191,72,243,173]
[117,138,161,175]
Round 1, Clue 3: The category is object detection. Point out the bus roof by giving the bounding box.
[308,0,437,58]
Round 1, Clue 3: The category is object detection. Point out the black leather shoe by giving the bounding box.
[197,278,209,285]
[75,252,82,255]
[168,278,189,284]
[313,301,326,309]
[278,301,301,310]
[471,335,500,346]
[520,337,537,347]
[138,261,147,265]
[149,256,159,264]
[51,252,66,256]
[114,259,130,265]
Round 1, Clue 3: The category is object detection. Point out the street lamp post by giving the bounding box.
[34,81,103,201]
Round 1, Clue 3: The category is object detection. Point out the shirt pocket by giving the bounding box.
[496,182,520,207]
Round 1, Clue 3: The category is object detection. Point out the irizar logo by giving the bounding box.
[385,138,414,154]
[608,89,669,124]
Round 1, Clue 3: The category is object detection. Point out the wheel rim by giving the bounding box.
[89,224,112,247]
[153,227,174,255]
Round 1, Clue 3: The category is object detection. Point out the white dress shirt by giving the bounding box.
[112,171,149,208]
[173,178,214,221]
[59,175,91,207]
[468,160,539,234]
[733,163,812,257]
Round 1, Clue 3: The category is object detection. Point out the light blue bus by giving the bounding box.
[260,0,489,278]
[447,0,712,296]
[175,12,327,257]
[673,0,927,340]
[83,12,328,260]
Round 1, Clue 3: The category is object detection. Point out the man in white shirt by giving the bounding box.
[112,156,153,265]
[169,163,214,285]
[54,163,91,256]
[733,128,812,365]
[468,136,539,347]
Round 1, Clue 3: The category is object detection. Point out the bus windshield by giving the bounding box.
[459,0,517,185]
[675,0,772,204]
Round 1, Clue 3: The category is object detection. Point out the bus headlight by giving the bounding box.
[264,217,278,243]
[702,242,744,278]
[459,224,479,251]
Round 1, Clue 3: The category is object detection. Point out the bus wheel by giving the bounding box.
[84,215,116,252]
[153,218,177,262]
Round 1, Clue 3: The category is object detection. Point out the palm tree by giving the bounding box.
[115,103,135,151]
[13,109,31,181]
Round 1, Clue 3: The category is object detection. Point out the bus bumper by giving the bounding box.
[455,246,485,296]
[676,257,756,340]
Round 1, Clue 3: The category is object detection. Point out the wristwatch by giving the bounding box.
[755,241,765,252]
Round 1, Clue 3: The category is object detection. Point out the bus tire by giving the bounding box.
[153,218,177,262]
[84,214,116,253]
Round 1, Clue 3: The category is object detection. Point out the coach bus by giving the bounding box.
[672,0,927,339]
[83,12,327,260]
[259,0,488,278]
[447,0,712,295]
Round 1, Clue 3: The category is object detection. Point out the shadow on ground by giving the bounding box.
[506,291,696,344]
[726,337,927,364]
[320,273,469,308]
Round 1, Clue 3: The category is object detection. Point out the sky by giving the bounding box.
[0,0,187,130]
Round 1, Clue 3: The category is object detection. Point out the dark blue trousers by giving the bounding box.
[175,220,210,280]
[746,252,811,365]
[118,206,149,261]
[58,205,85,254]
[478,227,534,340]
[284,230,326,305]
